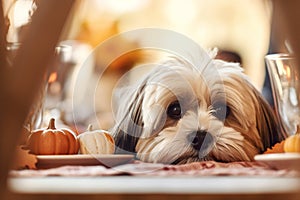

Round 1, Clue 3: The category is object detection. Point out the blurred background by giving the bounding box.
[2,0,289,131]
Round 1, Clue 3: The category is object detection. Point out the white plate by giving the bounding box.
[254,153,300,171]
[36,154,134,169]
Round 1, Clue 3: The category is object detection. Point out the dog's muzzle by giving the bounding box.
[187,130,214,151]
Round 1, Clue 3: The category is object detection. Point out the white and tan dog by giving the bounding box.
[111,49,285,164]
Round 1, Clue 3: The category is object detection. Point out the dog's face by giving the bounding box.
[112,55,285,164]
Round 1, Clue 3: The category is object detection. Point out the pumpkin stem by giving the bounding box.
[48,118,56,129]
[87,124,93,131]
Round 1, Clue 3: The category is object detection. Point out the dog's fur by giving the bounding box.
[111,49,285,164]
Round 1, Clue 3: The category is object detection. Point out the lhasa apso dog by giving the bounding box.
[111,49,285,164]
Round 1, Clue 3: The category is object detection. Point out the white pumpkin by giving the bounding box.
[78,125,115,154]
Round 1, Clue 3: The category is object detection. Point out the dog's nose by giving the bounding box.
[187,130,213,151]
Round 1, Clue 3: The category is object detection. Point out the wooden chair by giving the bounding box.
[0,1,74,199]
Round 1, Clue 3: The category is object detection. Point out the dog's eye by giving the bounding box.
[167,101,182,119]
[212,102,230,120]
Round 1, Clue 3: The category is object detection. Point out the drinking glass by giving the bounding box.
[265,53,300,136]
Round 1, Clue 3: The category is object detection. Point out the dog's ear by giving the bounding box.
[209,59,286,152]
[253,89,286,151]
[112,83,145,155]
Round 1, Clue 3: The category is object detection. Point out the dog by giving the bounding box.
[111,48,285,164]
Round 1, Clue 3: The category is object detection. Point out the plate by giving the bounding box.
[254,153,300,171]
[36,154,134,169]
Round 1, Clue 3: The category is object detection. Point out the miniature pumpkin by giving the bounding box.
[26,118,79,155]
[77,125,115,154]
[284,133,300,153]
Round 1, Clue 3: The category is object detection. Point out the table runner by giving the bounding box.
[10,161,298,177]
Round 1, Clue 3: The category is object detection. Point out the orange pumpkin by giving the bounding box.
[26,118,79,155]
[284,133,300,153]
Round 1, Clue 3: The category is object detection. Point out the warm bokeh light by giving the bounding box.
[48,72,57,83]
[13,0,33,27]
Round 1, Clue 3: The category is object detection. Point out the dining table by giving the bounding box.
[7,157,300,200]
